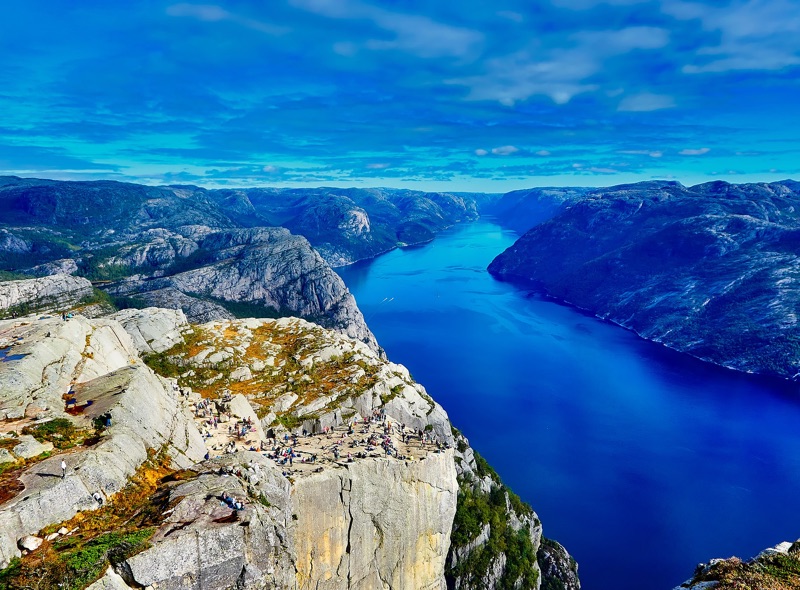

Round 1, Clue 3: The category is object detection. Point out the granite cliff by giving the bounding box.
[489,179,800,380]
[0,288,578,589]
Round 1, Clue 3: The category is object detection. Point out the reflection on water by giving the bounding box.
[338,219,800,590]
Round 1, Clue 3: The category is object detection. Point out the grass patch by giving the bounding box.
[21,418,88,450]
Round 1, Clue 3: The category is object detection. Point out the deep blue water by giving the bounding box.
[337,219,800,590]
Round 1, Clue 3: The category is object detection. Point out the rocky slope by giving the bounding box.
[674,539,800,589]
[0,177,493,348]
[484,187,589,234]
[489,179,800,380]
[107,227,378,349]
[0,298,578,589]
[227,187,494,267]
[0,274,94,318]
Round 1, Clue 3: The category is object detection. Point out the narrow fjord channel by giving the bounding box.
[337,218,800,590]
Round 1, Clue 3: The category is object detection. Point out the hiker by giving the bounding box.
[61,460,67,479]
[92,491,103,506]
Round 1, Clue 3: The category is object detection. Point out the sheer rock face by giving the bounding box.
[490,179,800,380]
[0,274,93,314]
[538,538,581,590]
[292,450,457,590]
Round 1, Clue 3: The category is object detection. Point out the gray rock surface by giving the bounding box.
[489,179,800,379]
[111,307,189,354]
[120,288,234,323]
[0,313,206,568]
[11,434,53,459]
[121,453,295,590]
[292,450,458,590]
[0,274,93,315]
[23,258,79,277]
[109,228,378,351]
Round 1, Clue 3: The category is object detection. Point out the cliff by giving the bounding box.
[489,179,800,380]
[0,299,575,589]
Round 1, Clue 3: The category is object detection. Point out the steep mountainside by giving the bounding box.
[485,187,589,234]
[489,179,800,380]
[221,187,494,266]
[0,298,579,589]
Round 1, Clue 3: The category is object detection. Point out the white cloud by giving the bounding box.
[618,92,676,111]
[535,150,551,156]
[679,147,711,155]
[446,26,669,105]
[491,145,519,155]
[664,0,800,73]
[262,165,281,173]
[167,3,288,35]
[291,0,482,58]
[497,11,524,22]
[366,162,390,169]
[475,149,489,156]
[620,149,664,157]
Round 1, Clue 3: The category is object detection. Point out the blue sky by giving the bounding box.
[2,0,799,191]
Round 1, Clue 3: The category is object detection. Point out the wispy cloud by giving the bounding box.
[290,0,483,58]
[447,27,669,105]
[664,0,800,73]
[679,147,711,155]
[166,3,289,35]
[618,93,676,111]
[492,145,519,155]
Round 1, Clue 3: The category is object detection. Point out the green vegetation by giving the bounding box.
[21,418,89,450]
[446,448,539,589]
[448,482,539,590]
[0,270,33,282]
[689,549,800,589]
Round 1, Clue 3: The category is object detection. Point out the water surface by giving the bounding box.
[337,219,800,590]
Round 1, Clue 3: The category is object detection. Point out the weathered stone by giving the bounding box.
[18,535,42,551]
[293,450,458,590]
[85,567,133,590]
[0,448,14,464]
[11,434,53,459]
[111,307,188,353]
[0,274,93,314]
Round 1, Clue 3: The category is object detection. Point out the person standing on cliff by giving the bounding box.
[60,459,67,479]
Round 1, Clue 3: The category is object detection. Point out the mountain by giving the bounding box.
[489,179,800,380]
[0,178,495,349]
[484,187,590,234]
[220,187,495,266]
[0,290,579,590]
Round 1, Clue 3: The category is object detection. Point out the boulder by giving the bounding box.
[17,536,42,551]
[12,435,53,459]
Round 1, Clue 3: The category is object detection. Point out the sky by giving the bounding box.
[1,0,799,192]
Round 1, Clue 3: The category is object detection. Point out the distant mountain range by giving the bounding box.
[489,179,800,380]
[0,176,493,348]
